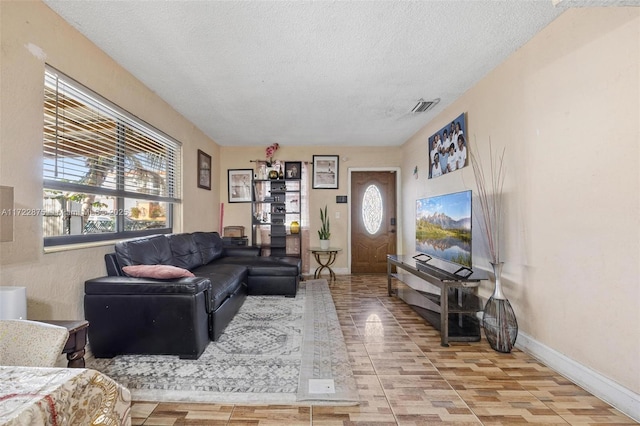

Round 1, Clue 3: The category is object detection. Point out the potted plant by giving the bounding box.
[318,205,331,249]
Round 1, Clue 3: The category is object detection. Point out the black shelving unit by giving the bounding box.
[251,170,301,258]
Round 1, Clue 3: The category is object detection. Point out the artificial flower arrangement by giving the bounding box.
[265,143,279,166]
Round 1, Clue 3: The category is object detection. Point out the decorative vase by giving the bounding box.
[482,262,518,353]
[268,169,278,180]
[319,239,330,250]
[290,221,300,234]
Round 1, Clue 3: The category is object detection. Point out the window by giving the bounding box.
[43,66,182,246]
[362,184,383,235]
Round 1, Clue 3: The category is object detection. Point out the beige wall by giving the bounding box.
[0,1,220,319]
[220,146,401,273]
[2,0,637,403]
[402,8,639,393]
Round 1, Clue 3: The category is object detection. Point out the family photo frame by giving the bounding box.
[197,149,211,190]
[428,112,468,179]
[227,169,253,203]
[312,155,339,189]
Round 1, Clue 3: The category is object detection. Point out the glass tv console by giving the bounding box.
[387,254,488,347]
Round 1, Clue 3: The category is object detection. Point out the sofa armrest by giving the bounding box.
[224,246,260,257]
[85,275,213,314]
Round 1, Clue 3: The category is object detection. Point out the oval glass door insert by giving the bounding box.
[362,184,383,235]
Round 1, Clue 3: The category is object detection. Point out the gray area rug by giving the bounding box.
[87,279,359,405]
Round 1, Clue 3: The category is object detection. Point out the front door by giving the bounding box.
[351,171,397,273]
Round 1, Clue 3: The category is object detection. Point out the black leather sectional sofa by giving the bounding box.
[84,231,301,360]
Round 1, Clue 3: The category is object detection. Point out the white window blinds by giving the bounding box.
[43,66,181,202]
[43,66,181,245]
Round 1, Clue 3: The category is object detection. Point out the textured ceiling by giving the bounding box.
[42,1,613,147]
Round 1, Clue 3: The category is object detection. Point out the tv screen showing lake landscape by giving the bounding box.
[416,190,472,267]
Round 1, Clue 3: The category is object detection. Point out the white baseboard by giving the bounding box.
[516,331,640,422]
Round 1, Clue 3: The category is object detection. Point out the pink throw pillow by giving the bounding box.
[122,264,195,279]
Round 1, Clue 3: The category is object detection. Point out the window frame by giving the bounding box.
[43,66,182,247]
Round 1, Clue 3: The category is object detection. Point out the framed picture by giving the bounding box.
[312,155,339,189]
[284,161,302,180]
[428,112,467,179]
[197,150,212,190]
[227,169,253,203]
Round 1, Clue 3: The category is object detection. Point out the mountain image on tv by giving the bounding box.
[416,190,472,267]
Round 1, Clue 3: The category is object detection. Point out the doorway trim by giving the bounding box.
[347,167,402,274]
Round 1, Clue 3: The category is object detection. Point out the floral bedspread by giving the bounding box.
[0,366,131,426]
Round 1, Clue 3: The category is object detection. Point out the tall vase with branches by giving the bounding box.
[470,140,518,353]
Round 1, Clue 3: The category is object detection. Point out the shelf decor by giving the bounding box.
[285,161,301,179]
[265,143,279,167]
[470,140,518,353]
[290,220,300,234]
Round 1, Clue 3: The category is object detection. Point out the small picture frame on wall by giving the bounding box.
[197,150,212,190]
[312,155,339,189]
[227,169,253,203]
[284,161,301,180]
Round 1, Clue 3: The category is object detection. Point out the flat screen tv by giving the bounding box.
[415,190,472,268]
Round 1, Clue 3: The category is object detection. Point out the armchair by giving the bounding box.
[0,320,69,367]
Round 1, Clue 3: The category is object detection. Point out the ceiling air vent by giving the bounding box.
[411,98,440,113]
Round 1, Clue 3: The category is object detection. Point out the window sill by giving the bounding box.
[43,239,120,254]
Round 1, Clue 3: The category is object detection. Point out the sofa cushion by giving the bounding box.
[192,232,224,265]
[269,256,302,275]
[193,263,248,310]
[167,233,203,270]
[122,264,195,279]
[217,256,299,276]
[115,235,174,267]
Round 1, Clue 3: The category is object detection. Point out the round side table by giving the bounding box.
[309,247,342,281]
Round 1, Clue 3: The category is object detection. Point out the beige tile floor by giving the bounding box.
[130,274,637,425]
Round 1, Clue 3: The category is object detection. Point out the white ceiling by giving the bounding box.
[41,1,635,147]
